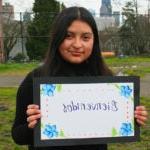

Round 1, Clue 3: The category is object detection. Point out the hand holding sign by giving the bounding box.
[26,104,41,128]
[135,106,148,126]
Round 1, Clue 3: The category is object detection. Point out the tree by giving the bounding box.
[135,15,150,54]
[119,1,150,55]
[119,1,137,55]
[26,0,65,60]
[99,27,120,55]
[3,19,20,61]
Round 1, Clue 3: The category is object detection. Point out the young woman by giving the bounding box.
[12,7,148,150]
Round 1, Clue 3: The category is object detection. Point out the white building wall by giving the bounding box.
[94,16,115,31]
[9,38,28,59]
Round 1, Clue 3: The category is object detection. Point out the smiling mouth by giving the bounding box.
[71,52,83,57]
[68,50,83,56]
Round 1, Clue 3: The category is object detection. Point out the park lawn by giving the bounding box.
[105,57,150,76]
[0,87,27,150]
[0,57,150,77]
[0,87,149,150]
[0,62,39,76]
[108,96,150,150]
[123,67,150,77]
[105,56,150,66]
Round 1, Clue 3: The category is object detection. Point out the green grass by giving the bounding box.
[0,87,27,150]
[105,56,150,66]
[0,57,150,77]
[125,67,150,76]
[0,87,149,150]
[105,56,150,76]
[108,96,150,150]
[0,62,39,76]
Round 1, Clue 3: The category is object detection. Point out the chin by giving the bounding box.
[69,59,85,64]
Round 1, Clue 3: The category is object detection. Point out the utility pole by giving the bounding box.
[20,12,24,55]
[134,0,138,28]
[59,2,62,12]
[148,0,150,23]
[135,0,138,15]
[0,0,5,63]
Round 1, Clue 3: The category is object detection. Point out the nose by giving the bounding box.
[72,37,82,48]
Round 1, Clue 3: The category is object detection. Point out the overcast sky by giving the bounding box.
[3,0,149,15]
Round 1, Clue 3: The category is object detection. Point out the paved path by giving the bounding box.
[0,74,150,97]
[140,74,150,97]
[0,75,25,87]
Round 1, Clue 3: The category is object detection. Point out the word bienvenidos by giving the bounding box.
[62,100,118,113]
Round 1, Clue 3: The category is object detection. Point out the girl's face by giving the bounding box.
[59,20,94,64]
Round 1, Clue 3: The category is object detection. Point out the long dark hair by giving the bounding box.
[41,6,112,76]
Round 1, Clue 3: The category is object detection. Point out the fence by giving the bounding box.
[0,11,150,61]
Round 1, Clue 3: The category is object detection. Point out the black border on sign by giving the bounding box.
[33,76,140,147]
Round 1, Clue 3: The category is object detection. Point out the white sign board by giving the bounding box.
[33,76,140,147]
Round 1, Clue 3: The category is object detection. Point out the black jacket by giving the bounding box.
[11,67,107,150]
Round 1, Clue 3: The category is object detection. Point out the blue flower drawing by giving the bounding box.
[120,123,133,136]
[120,85,132,98]
[43,124,58,138]
[41,84,56,96]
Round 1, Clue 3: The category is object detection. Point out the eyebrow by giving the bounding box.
[67,31,93,35]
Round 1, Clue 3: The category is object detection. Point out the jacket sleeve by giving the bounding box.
[11,71,34,145]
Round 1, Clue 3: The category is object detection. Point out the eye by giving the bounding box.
[65,32,73,39]
[82,35,91,41]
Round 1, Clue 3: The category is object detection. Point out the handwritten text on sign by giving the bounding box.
[40,83,134,140]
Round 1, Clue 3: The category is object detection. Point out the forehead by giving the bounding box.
[67,20,93,33]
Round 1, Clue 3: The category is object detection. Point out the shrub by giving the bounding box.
[12,53,27,62]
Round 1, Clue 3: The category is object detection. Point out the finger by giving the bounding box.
[136,106,146,111]
[28,120,37,128]
[135,110,148,117]
[27,114,41,123]
[136,119,146,126]
[135,115,147,122]
[27,104,39,109]
[26,108,41,116]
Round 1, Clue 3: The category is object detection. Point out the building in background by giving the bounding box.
[94,16,115,31]
[0,2,27,61]
[0,0,4,62]
[95,0,120,30]
[113,11,120,26]
[2,2,14,21]
[88,8,96,17]
[100,0,112,17]
[0,2,15,62]
[94,0,115,31]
